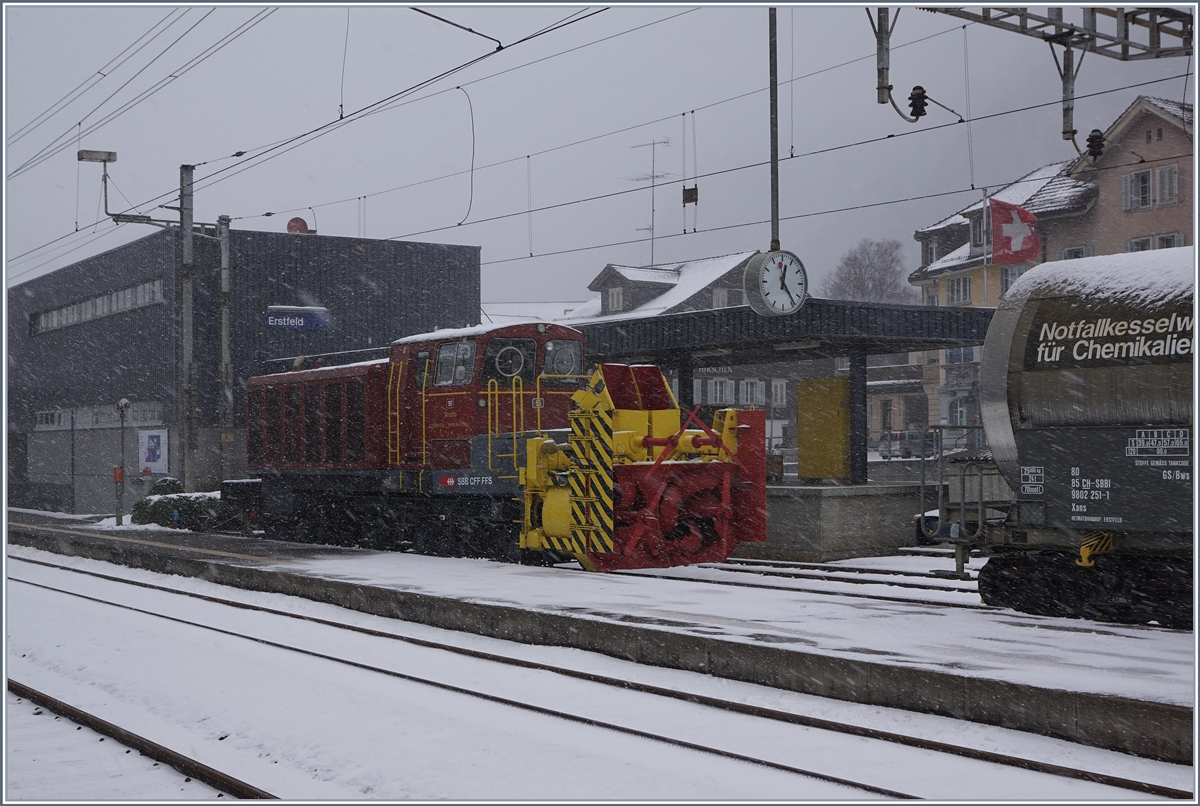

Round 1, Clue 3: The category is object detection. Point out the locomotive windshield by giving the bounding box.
[482,338,537,385]
[543,339,583,381]
[434,341,476,386]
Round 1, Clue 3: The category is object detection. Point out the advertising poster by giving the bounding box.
[139,430,169,476]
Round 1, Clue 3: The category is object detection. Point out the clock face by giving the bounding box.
[744,250,808,316]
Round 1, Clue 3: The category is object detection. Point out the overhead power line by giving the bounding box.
[6,7,185,146]
[8,8,275,180]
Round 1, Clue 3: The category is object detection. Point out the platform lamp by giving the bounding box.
[115,398,131,525]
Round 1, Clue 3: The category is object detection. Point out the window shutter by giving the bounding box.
[1122,173,1132,211]
[693,379,702,404]
[1157,165,1179,205]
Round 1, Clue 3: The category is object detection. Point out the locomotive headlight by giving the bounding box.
[477,397,487,408]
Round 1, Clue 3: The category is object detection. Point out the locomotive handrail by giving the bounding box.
[486,376,524,476]
[421,357,431,472]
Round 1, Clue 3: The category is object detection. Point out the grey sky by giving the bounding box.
[5,4,1193,303]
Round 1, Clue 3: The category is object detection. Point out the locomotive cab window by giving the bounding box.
[482,338,537,385]
[434,342,476,386]
[542,339,584,383]
[414,351,432,388]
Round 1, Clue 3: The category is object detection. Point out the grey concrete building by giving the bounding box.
[8,226,479,515]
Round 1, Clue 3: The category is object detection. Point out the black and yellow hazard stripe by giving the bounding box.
[567,406,615,555]
[1076,530,1115,567]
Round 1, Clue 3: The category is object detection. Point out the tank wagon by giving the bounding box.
[227,322,766,570]
[967,247,1193,628]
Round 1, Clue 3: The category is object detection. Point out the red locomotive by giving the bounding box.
[232,321,766,569]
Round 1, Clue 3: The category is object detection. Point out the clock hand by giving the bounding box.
[778,270,795,305]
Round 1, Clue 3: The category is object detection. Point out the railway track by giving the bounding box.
[6,679,276,799]
[604,557,989,610]
[8,554,1191,800]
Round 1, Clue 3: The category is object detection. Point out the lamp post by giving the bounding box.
[115,398,130,525]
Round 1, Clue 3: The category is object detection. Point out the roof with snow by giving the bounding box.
[1144,96,1194,127]
[479,300,595,325]
[914,242,981,278]
[577,251,757,323]
[917,161,1072,235]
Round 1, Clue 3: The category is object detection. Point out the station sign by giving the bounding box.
[266,306,330,330]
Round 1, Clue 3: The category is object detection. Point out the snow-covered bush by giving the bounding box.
[130,489,240,532]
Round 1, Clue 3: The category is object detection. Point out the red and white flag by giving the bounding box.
[989,198,1040,265]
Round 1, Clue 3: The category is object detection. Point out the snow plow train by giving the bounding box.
[226,322,765,570]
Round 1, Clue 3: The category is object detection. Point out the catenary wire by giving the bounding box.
[7,71,1189,284]
[233,13,964,223]
[6,7,186,146]
[8,9,274,180]
[382,72,1193,243]
[8,8,218,178]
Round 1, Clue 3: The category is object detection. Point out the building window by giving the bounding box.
[30,278,164,335]
[1157,233,1185,249]
[739,379,766,407]
[923,240,938,266]
[945,275,971,305]
[1124,169,1152,211]
[970,216,984,247]
[708,378,734,405]
[771,378,787,407]
[693,378,703,404]
[712,287,742,308]
[1000,265,1027,296]
[1125,237,1153,253]
[607,286,624,312]
[946,346,975,364]
[1058,246,1092,261]
[949,396,969,426]
[1156,165,1179,206]
[880,399,893,433]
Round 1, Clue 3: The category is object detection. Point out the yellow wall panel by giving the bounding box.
[795,377,850,479]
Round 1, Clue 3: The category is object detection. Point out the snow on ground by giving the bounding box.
[5,692,225,800]
[241,543,1193,707]
[6,547,1193,801]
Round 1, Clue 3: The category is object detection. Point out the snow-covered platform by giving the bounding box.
[7,512,1193,764]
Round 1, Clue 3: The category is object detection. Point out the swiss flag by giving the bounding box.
[989,198,1040,265]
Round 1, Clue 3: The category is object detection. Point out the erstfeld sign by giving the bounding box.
[266,306,329,330]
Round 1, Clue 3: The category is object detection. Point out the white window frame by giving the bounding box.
[708,378,734,406]
[945,275,971,305]
[1000,264,1027,296]
[1125,237,1153,253]
[771,378,787,407]
[949,396,969,427]
[1124,170,1153,211]
[1058,246,1093,261]
[739,379,766,407]
[1157,233,1185,249]
[607,286,624,312]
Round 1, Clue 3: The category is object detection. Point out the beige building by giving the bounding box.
[908,95,1193,435]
